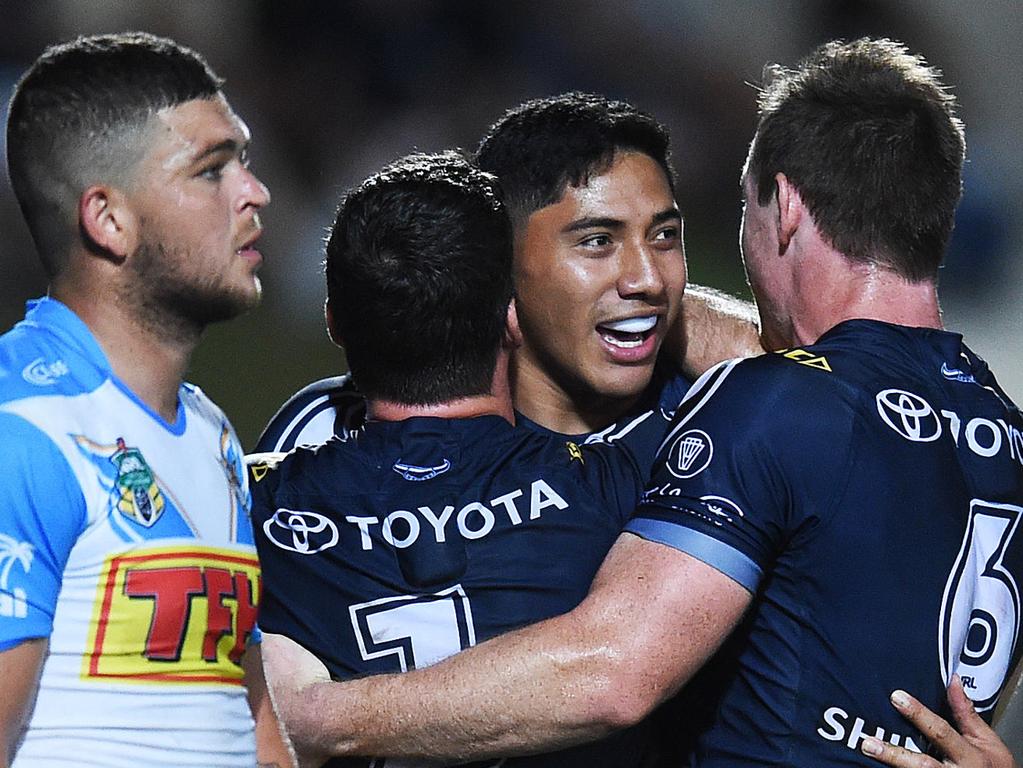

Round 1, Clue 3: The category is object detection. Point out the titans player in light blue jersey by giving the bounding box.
[0,33,292,767]
[251,152,670,767]
[258,39,1021,768]
[254,93,761,467]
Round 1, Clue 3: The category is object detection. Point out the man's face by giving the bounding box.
[126,94,270,327]
[513,151,685,412]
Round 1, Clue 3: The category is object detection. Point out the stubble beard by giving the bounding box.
[126,240,261,344]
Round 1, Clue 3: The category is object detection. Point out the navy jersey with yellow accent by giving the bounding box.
[251,414,667,768]
[627,320,1023,766]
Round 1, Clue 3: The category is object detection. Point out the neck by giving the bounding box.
[780,254,943,348]
[51,278,197,423]
[368,393,514,424]
[510,357,635,435]
[367,349,516,425]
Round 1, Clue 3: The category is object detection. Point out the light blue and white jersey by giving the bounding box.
[0,298,260,768]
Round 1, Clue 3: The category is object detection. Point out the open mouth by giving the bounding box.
[596,315,658,349]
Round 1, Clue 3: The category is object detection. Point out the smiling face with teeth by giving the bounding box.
[512,150,686,432]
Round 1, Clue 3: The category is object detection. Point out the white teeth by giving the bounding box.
[602,334,644,349]
[601,316,657,333]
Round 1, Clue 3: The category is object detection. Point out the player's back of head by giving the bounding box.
[325,150,513,406]
[475,92,675,226]
[746,37,965,282]
[7,31,223,277]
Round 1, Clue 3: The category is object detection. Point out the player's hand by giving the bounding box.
[860,675,1020,768]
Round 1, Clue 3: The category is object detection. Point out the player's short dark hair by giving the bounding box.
[325,151,514,405]
[746,38,965,282]
[475,92,675,226]
[7,31,223,277]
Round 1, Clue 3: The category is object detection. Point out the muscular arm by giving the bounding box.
[671,284,764,378]
[244,643,297,768]
[0,637,46,767]
[263,534,751,762]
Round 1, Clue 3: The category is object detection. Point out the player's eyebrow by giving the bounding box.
[562,216,625,233]
[193,137,244,163]
[650,208,682,226]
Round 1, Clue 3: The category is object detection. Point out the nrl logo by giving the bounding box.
[111,438,165,527]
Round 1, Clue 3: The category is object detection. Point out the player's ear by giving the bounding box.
[324,299,345,349]
[774,172,803,252]
[79,185,133,260]
[502,298,523,350]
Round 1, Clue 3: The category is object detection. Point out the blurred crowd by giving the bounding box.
[1,0,1020,445]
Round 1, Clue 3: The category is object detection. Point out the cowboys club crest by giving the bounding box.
[111,438,165,527]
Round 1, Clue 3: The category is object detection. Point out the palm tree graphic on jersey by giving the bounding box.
[0,533,34,618]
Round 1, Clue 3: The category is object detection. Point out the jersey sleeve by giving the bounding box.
[254,375,366,453]
[0,412,87,650]
[625,357,854,593]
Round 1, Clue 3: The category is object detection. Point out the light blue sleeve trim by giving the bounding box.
[624,517,762,593]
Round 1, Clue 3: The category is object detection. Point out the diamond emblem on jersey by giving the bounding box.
[0,534,34,619]
[666,429,714,479]
[392,459,452,482]
[876,389,941,442]
[264,508,340,554]
[111,438,166,527]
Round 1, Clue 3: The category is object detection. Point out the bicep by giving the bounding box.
[575,532,753,715]
[0,637,47,764]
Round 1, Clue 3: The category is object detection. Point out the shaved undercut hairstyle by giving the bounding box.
[6,32,223,277]
[475,92,675,227]
[746,37,966,282]
[325,151,514,405]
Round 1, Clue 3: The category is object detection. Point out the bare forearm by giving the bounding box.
[0,638,47,766]
[674,284,763,378]
[299,612,634,761]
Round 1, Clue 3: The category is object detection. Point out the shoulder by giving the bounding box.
[672,346,863,446]
[0,319,105,406]
[254,375,365,453]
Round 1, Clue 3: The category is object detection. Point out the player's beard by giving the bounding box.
[125,240,262,344]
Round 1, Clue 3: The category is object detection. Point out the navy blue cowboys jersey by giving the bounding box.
[250,414,669,768]
[627,320,1023,766]
[253,365,690,474]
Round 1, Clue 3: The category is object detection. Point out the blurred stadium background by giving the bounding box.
[1,0,1022,748]
[1,0,1020,450]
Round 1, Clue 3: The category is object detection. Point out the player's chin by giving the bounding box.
[592,362,657,401]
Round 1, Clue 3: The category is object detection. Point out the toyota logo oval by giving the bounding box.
[875,389,941,442]
[263,508,340,554]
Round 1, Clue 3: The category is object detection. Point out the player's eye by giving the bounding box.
[199,163,225,182]
[652,226,680,245]
[579,233,613,248]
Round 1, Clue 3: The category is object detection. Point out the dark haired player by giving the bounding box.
[255,92,760,459]
[266,39,1022,768]
[250,152,667,767]
[0,33,291,766]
